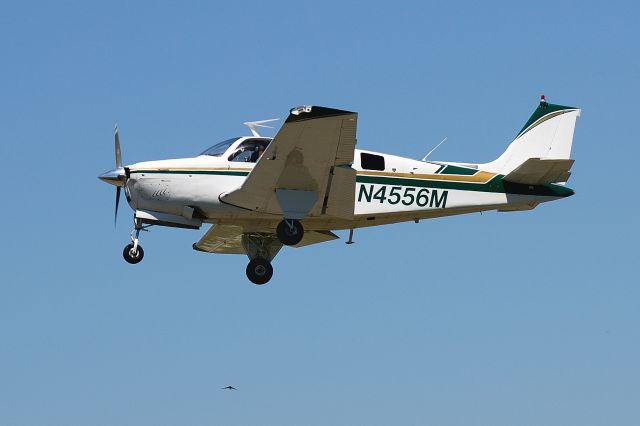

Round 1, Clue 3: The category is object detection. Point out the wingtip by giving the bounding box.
[286,105,356,123]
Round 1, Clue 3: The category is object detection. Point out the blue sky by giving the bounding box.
[1,1,638,425]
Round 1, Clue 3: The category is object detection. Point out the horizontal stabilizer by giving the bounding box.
[498,203,538,212]
[503,158,574,185]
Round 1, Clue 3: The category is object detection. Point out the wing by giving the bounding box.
[295,230,340,247]
[503,158,574,185]
[193,224,340,254]
[220,106,357,220]
[193,224,245,254]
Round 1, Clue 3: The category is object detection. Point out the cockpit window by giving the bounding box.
[228,138,270,163]
[200,138,239,156]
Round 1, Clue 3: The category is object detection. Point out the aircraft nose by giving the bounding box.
[98,167,126,187]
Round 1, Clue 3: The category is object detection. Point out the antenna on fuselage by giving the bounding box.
[421,137,448,162]
[243,118,280,137]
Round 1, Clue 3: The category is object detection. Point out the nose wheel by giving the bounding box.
[276,219,304,246]
[246,257,273,285]
[123,243,144,264]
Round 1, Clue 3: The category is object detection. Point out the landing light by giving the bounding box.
[290,106,312,115]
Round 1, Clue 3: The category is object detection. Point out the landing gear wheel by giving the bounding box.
[246,257,273,285]
[276,219,304,246]
[123,243,144,264]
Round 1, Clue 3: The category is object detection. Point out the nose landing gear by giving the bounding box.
[123,219,150,264]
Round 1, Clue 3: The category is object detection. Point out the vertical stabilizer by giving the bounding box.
[482,96,581,175]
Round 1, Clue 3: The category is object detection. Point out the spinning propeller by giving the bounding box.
[98,126,128,225]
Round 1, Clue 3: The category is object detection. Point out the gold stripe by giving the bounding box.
[357,170,496,183]
[130,167,494,184]
[518,110,573,139]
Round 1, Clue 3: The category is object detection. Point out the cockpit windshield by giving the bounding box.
[199,138,239,156]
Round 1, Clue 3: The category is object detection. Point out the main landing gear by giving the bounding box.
[242,233,281,285]
[123,219,149,264]
[276,219,304,246]
[244,219,304,283]
[242,220,305,284]
[246,257,273,285]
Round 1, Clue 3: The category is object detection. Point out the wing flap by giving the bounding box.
[193,224,245,254]
[293,230,340,248]
[335,115,357,165]
[322,166,356,219]
[503,158,574,185]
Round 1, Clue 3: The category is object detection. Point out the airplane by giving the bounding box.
[99,96,580,285]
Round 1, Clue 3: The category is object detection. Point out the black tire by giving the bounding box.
[246,257,273,285]
[276,219,304,246]
[123,243,144,264]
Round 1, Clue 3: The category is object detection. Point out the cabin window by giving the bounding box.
[360,153,385,171]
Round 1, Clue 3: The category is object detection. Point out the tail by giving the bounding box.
[482,96,581,177]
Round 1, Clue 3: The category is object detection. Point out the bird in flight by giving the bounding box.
[221,385,237,390]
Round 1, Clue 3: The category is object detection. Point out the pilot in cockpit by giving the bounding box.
[250,144,265,162]
[228,139,269,163]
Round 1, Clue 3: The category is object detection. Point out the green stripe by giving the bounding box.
[517,101,577,138]
[440,165,478,175]
[356,175,573,197]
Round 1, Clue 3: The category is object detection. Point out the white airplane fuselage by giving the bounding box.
[122,136,572,233]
